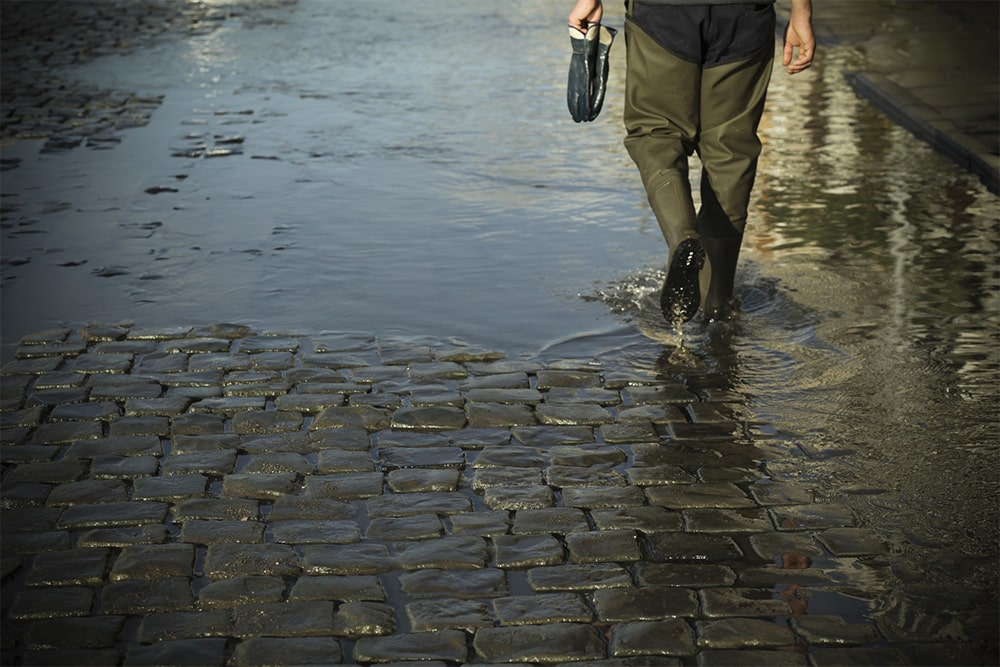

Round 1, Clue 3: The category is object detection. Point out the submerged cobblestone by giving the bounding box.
[0,325,935,664]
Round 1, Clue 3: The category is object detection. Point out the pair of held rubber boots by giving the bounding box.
[568,23,617,123]
[660,232,742,325]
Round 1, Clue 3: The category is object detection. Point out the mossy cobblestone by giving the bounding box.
[1,324,908,664]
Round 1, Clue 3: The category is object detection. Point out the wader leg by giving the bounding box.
[696,50,773,320]
[623,20,704,323]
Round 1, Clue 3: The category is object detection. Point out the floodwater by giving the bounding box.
[2,0,998,659]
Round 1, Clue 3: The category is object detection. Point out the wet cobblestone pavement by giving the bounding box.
[1,324,976,666]
[0,1,288,154]
[2,0,997,665]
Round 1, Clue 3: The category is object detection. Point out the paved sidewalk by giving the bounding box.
[1,324,963,666]
[777,0,1000,193]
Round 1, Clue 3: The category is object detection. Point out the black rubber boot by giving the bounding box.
[660,237,705,325]
[568,24,617,122]
[700,232,743,321]
[589,25,616,120]
[567,25,595,122]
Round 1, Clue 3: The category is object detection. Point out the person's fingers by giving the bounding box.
[787,49,814,74]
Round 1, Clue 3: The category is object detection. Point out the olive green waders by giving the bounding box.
[623,4,774,322]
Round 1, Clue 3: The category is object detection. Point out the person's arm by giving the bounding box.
[782,0,815,74]
[569,0,603,33]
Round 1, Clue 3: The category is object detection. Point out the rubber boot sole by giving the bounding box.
[660,237,705,325]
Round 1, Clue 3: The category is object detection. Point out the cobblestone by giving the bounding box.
[0,325,930,664]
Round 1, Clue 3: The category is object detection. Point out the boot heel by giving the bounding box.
[660,237,704,324]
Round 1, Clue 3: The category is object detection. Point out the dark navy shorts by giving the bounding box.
[629,2,776,67]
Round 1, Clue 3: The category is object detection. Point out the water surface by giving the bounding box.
[1,0,997,658]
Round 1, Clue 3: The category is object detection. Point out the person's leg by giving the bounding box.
[696,4,775,319]
[623,11,705,323]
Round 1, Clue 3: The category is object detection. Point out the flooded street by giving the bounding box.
[1,0,997,662]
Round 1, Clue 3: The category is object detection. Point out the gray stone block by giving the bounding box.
[473,623,604,663]
[386,468,461,493]
[9,587,94,620]
[562,486,645,509]
[269,519,361,545]
[269,496,355,521]
[627,465,697,486]
[331,601,396,639]
[132,474,208,501]
[197,576,286,608]
[367,515,443,541]
[180,520,265,544]
[594,586,699,621]
[610,619,698,657]
[393,536,488,570]
[547,465,627,488]
[354,629,469,664]
[366,492,470,518]
[46,478,127,506]
[473,446,549,469]
[399,568,508,599]
[536,403,613,426]
[474,467,544,491]
[241,452,314,475]
[493,534,564,569]
[123,637,227,666]
[290,575,386,602]
[232,601,335,638]
[99,577,195,615]
[77,525,170,548]
[57,501,169,529]
[109,415,171,437]
[682,508,772,533]
[26,547,110,586]
[635,563,737,588]
[204,543,300,578]
[24,615,125,649]
[231,410,303,434]
[565,530,641,563]
[111,543,194,581]
[466,402,537,428]
[646,533,743,562]
[136,610,233,643]
[407,598,492,632]
[231,637,343,667]
[391,406,467,431]
[590,506,684,533]
[221,473,297,500]
[484,485,555,510]
[511,425,594,446]
[512,508,590,535]
[695,618,796,649]
[646,483,756,509]
[699,588,794,618]
[301,544,392,575]
[526,563,632,591]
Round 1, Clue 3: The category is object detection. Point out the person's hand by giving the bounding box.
[569,0,603,34]
[782,4,815,74]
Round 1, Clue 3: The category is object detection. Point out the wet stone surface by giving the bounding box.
[0,326,950,665]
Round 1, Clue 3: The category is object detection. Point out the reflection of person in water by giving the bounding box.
[568,0,815,324]
[780,553,811,614]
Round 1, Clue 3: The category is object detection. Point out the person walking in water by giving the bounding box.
[569,0,815,324]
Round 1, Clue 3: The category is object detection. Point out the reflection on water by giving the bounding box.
[587,37,998,658]
[1,0,997,659]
